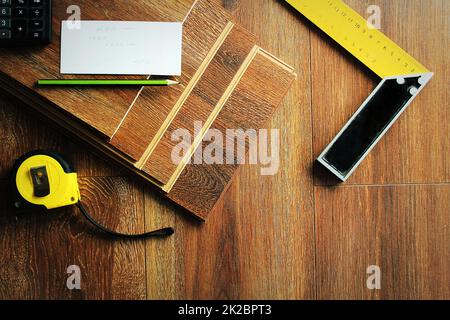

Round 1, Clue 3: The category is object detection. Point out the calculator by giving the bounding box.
[0,0,52,46]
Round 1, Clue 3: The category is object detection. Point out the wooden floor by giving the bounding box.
[0,0,448,299]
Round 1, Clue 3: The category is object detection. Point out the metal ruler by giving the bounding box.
[286,0,433,181]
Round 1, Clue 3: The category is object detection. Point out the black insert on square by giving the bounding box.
[320,76,423,179]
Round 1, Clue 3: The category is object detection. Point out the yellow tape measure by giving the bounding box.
[285,0,433,181]
[13,152,80,210]
[12,151,174,239]
[286,0,429,77]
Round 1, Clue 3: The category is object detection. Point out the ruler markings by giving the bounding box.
[286,0,429,77]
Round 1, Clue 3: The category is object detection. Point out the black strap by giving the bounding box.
[76,202,174,239]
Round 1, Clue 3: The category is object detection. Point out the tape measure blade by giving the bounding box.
[286,0,430,77]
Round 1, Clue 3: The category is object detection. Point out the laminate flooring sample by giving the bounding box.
[0,0,296,220]
[168,50,296,219]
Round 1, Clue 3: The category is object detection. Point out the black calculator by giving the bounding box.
[0,0,52,46]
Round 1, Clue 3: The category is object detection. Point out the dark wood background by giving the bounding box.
[0,0,448,299]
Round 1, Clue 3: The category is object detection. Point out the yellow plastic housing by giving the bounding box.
[15,155,80,210]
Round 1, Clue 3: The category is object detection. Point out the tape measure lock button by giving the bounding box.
[30,165,51,197]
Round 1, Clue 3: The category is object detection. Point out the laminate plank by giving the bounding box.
[0,177,146,299]
[145,0,317,294]
[225,0,316,299]
[144,191,183,300]
[314,184,450,299]
[143,24,312,295]
[110,0,232,160]
[167,50,296,218]
[0,0,192,138]
[311,0,450,185]
[141,25,257,184]
[77,177,147,299]
[157,0,316,299]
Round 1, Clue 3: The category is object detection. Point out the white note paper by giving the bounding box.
[60,21,182,75]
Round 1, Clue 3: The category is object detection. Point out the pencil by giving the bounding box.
[37,79,179,86]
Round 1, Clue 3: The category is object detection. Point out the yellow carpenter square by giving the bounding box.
[285,0,433,181]
[286,0,429,77]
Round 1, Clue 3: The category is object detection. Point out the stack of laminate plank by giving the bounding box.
[0,0,296,220]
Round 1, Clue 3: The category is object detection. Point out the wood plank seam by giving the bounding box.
[141,24,258,184]
[182,0,200,24]
[163,45,260,193]
[258,48,297,75]
[110,76,150,139]
[135,21,236,169]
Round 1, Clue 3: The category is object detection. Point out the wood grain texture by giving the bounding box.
[0,0,297,220]
[314,184,450,299]
[0,0,448,300]
[143,191,182,300]
[311,0,450,185]
[142,25,257,184]
[0,91,118,179]
[110,0,231,160]
[0,176,146,299]
[0,94,64,181]
[144,0,317,297]
[0,0,191,138]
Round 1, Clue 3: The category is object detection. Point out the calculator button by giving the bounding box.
[31,8,42,18]
[0,0,51,44]
[13,0,27,6]
[31,30,41,40]
[30,19,42,29]
[11,19,26,37]
[0,18,10,28]
[0,7,11,17]
[13,7,27,17]
[0,29,11,39]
